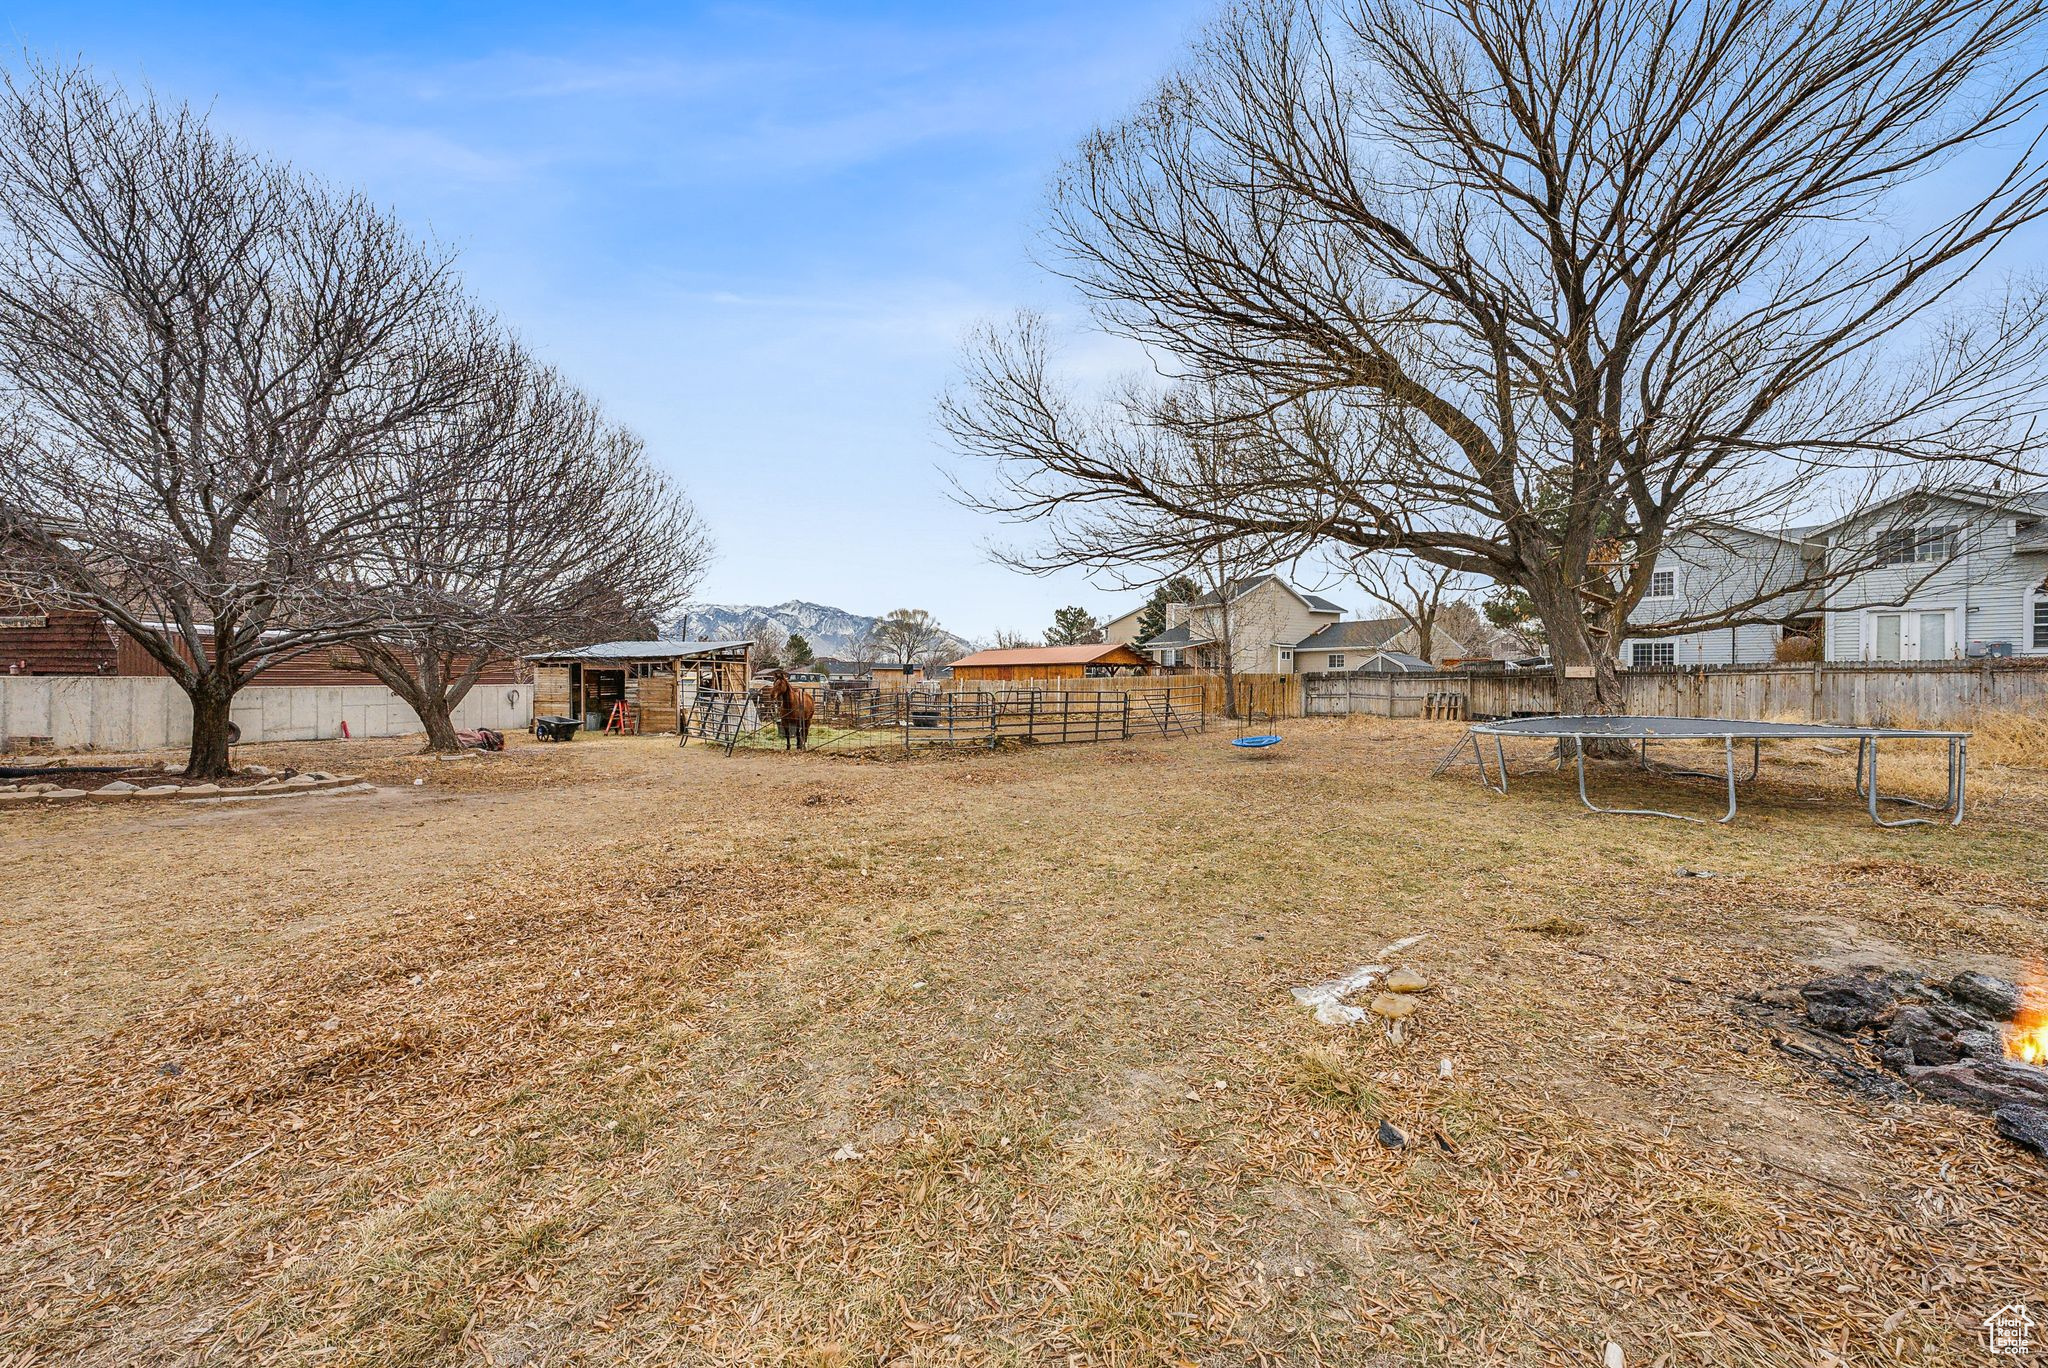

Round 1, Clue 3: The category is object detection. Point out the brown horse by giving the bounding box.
[763,669,815,750]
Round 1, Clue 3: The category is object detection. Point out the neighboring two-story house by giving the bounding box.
[1617,525,1821,667]
[1129,576,1340,673]
[1103,492,2048,674]
[1814,489,2048,661]
[1116,576,1467,673]
[1608,489,2048,666]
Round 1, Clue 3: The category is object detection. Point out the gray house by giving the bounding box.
[1815,489,2048,661]
[1617,525,1819,667]
[1623,489,2048,665]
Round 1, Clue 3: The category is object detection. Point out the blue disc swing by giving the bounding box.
[1230,694,1283,755]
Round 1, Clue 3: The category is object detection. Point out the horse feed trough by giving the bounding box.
[1439,714,1969,827]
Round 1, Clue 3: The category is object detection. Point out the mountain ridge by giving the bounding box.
[667,600,971,657]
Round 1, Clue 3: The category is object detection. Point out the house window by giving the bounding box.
[1160,649,1179,667]
[1631,642,1676,667]
[1645,570,1676,599]
[1875,525,1960,565]
[1327,653,1346,669]
[2033,596,2048,650]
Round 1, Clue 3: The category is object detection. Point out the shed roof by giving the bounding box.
[1355,649,1434,672]
[949,642,1149,669]
[527,639,751,662]
[1136,623,1213,650]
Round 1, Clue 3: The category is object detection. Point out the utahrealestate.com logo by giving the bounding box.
[1983,1302,2038,1357]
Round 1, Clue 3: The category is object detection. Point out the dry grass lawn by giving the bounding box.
[2,719,2045,1366]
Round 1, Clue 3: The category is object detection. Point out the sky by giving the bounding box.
[1,1,1220,640]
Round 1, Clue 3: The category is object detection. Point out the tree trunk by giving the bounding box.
[415,690,464,753]
[1527,587,1634,757]
[185,678,238,781]
[356,648,474,754]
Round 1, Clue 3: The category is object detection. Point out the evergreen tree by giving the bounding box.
[1133,576,1198,644]
[1045,605,1103,645]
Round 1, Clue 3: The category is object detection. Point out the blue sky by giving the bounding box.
[4,2,1216,639]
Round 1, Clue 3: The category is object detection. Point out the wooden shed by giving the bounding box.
[526,640,752,734]
[946,642,1157,682]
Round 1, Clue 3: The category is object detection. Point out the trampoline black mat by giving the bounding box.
[1471,714,1968,742]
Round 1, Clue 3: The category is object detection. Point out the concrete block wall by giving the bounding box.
[0,676,532,751]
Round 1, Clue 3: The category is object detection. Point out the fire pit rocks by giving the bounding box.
[1772,968,2048,1161]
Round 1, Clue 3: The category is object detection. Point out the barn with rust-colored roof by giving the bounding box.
[946,642,1156,681]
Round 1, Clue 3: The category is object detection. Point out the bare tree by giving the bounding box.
[1347,553,1472,662]
[945,0,2048,712]
[748,617,790,673]
[339,340,712,751]
[870,608,946,667]
[1434,597,1487,659]
[0,64,469,777]
[1192,548,1293,717]
[991,627,1036,649]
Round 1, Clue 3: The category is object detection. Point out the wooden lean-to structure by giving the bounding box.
[525,640,753,735]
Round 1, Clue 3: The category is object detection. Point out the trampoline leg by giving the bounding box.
[1863,740,1934,828]
[1474,733,1507,794]
[1468,730,1507,795]
[1718,736,1739,824]
[1573,735,1708,823]
[1950,738,1968,826]
[1484,733,1508,794]
[1861,735,1968,826]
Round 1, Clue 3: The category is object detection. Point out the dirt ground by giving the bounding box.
[2,720,2044,1366]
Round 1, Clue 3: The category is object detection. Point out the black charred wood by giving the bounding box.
[1947,970,2024,1021]
[1993,1104,2048,1160]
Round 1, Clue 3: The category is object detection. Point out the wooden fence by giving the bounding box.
[1303,660,2048,727]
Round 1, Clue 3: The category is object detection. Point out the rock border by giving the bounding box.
[0,773,371,807]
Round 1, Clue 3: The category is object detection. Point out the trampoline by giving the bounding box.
[1439,715,1968,827]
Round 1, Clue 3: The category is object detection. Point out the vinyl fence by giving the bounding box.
[1303,660,2048,728]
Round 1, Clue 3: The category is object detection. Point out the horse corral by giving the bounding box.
[685,682,1206,755]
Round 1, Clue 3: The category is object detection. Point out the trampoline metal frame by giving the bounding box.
[1449,716,1968,827]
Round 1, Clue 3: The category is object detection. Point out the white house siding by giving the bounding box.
[1621,528,1814,666]
[1620,623,1777,667]
[1821,499,2048,661]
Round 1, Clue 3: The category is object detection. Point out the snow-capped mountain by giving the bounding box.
[667,601,968,657]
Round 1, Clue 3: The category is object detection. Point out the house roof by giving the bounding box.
[1801,485,2048,538]
[1135,623,1213,650]
[1293,617,1409,651]
[1188,574,1343,614]
[949,642,1149,669]
[527,639,751,662]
